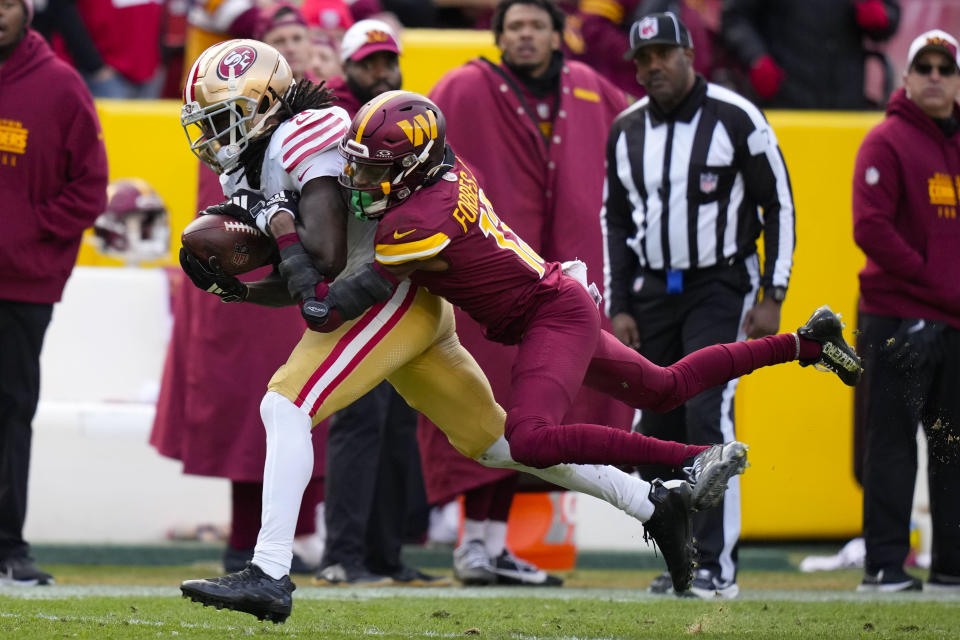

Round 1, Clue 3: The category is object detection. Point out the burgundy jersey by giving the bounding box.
[374,157,562,344]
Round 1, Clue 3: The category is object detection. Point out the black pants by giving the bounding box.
[0,300,53,561]
[321,380,424,575]
[859,313,960,578]
[629,260,757,582]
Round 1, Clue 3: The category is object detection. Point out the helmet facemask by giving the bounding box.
[182,91,283,174]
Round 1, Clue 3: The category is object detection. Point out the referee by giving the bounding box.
[601,12,795,599]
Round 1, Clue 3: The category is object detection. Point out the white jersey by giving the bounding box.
[219,105,378,281]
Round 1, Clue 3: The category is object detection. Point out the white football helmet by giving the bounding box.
[181,39,295,174]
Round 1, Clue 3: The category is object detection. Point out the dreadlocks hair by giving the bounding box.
[232,79,337,189]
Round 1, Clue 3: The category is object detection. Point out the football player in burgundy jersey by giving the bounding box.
[317,90,863,471]
[177,42,752,620]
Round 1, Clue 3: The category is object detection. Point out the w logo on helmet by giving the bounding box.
[366,29,391,44]
[396,111,438,147]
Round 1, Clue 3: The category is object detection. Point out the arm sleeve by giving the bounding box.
[720,0,768,66]
[739,120,795,290]
[851,137,925,280]
[601,125,640,318]
[34,87,109,240]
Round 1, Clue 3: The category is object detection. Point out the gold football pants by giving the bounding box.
[268,281,504,459]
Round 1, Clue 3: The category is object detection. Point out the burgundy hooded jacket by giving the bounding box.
[0,30,108,304]
[853,88,960,328]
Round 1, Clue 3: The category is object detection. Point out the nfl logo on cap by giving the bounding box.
[625,11,693,60]
[638,16,658,39]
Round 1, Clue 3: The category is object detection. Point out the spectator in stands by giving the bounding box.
[301,0,354,41]
[36,0,165,98]
[256,2,324,83]
[852,29,960,592]
[310,32,342,80]
[426,0,629,586]
[721,0,901,109]
[0,0,108,585]
[312,19,448,587]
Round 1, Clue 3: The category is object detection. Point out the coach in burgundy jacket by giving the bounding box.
[0,1,107,585]
[852,30,960,592]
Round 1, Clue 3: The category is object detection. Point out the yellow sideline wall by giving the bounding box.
[79,31,884,540]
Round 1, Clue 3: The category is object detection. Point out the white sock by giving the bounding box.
[484,520,508,557]
[462,518,486,544]
[476,436,655,522]
[253,391,314,580]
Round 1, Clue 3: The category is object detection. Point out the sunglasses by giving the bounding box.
[913,62,958,76]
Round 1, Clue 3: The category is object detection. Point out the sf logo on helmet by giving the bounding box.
[396,111,438,147]
[217,45,258,80]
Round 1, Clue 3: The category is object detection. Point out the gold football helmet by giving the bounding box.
[181,39,294,174]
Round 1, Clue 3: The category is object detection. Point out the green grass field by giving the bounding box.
[1,565,958,639]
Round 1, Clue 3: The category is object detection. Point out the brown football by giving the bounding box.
[181,214,274,276]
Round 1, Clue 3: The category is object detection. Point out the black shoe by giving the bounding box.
[222,546,254,573]
[312,563,393,586]
[643,479,695,594]
[683,442,749,511]
[856,567,922,593]
[390,566,454,587]
[926,572,960,592]
[647,570,673,594]
[797,305,862,386]
[492,550,563,587]
[181,562,295,623]
[689,567,740,599]
[0,555,54,586]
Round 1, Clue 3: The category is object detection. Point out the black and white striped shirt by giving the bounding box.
[601,76,795,318]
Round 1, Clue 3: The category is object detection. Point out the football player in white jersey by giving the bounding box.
[176,40,747,623]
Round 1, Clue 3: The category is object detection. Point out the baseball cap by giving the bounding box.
[253,2,308,41]
[301,0,353,32]
[624,11,692,60]
[906,29,960,69]
[339,19,401,63]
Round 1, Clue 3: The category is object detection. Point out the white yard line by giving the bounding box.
[0,585,957,602]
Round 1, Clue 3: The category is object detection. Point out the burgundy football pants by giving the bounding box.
[503,277,809,469]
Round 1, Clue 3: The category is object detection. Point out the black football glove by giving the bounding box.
[179,247,248,303]
[883,318,946,371]
[200,189,264,229]
[277,241,321,302]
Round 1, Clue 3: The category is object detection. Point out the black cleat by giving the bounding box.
[181,563,295,624]
[684,442,749,511]
[797,305,863,386]
[643,479,695,594]
[491,550,563,587]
